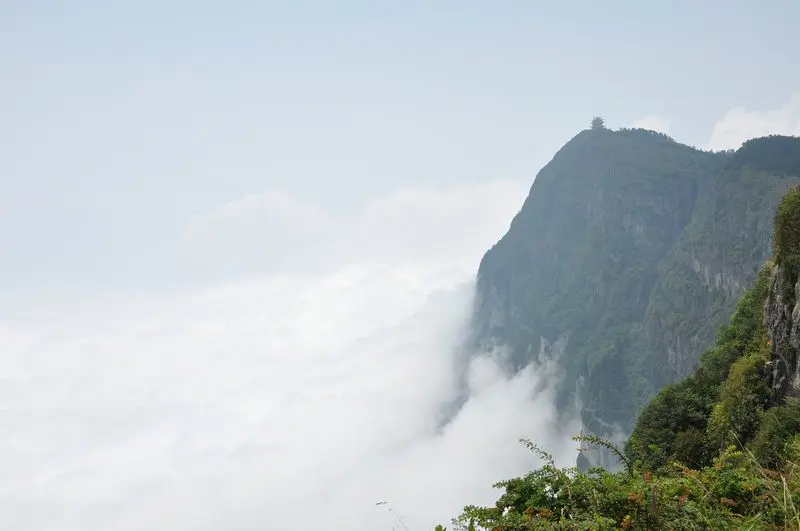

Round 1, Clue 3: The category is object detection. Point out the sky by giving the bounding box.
[2,2,800,530]
[3,0,800,290]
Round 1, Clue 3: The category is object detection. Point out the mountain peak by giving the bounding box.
[472,128,800,471]
[728,134,800,174]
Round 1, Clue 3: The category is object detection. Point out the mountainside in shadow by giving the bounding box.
[471,124,800,469]
[440,185,800,530]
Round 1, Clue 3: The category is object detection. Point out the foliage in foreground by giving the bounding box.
[438,187,800,529]
[438,434,800,530]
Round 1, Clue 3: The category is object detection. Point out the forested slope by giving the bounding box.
[440,184,800,530]
[472,127,800,469]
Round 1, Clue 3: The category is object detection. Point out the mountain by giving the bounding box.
[437,135,800,531]
[471,125,800,469]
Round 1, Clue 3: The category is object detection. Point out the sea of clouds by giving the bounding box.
[0,179,580,531]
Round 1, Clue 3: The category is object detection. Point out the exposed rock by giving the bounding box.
[765,264,800,404]
[471,130,800,465]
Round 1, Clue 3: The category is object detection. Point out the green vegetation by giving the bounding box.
[440,439,800,530]
[474,128,800,466]
[439,136,800,531]
[626,263,772,472]
[774,186,800,282]
[729,135,800,176]
[440,185,800,529]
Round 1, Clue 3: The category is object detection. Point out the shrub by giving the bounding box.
[774,186,800,269]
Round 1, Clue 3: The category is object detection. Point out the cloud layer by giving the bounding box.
[706,91,800,151]
[179,179,528,280]
[9,90,800,529]
[0,180,579,530]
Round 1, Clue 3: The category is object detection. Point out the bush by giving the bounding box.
[672,428,707,468]
[707,351,769,451]
[441,437,800,530]
[774,186,800,269]
[750,398,800,469]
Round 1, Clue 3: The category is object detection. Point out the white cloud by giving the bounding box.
[0,179,579,530]
[706,91,800,151]
[631,115,670,134]
[184,189,330,239]
[178,179,528,278]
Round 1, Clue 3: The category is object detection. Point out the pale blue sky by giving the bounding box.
[3,1,800,290]
[3,5,800,529]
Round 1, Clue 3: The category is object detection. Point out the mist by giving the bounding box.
[5,3,799,529]
[0,180,580,531]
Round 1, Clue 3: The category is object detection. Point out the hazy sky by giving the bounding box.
[3,3,800,530]
[3,0,800,291]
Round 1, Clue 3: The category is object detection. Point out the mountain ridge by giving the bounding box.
[436,129,800,530]
[470,124,800,469]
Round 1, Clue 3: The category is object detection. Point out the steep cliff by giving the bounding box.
[765,185,800,405]
[442,184,800,529]
[644,136,800,392]
[627,179,800,472]
[472,128,800,468]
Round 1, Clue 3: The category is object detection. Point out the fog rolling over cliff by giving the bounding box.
[5,129,800,530]
[6,129,800,530]
[472,125,800,470]
[0,180,581,531]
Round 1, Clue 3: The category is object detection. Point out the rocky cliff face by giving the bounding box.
[764,263,800,403]
[471,128,800,469]
[765,186,800,405]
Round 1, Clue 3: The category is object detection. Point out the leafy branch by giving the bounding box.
[573,433,633,477]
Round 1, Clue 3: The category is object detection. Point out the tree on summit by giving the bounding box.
[591,116,606,130]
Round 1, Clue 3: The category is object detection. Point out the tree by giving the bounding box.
[591,116,606,130]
